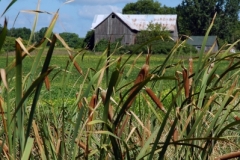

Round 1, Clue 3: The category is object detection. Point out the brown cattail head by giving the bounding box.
[145,87,166,113]
[182,68,189,98]
[127,64,149,109]
[134,64,149,85]
[234,115,240,121]
[69,54,83,75]
[0,140,8,153]
[173,128,178,142]
[88,94,97,122]
[44,75,50,91]
[188,58,193,88]
[75,139,87,150]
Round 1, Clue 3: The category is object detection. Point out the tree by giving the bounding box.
[176,0,240,42]
[8,27,31,40]
[83,30,94,50]
[122,0,176,14]
[59,32,83,49]
[34,27,48,42]
[136,23,170,44]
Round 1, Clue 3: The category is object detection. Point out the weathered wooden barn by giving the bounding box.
[186,36,219,53]
[91,12,178,45]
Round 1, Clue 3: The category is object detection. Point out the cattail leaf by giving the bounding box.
[21,137,34,160]
[20,10,52,14]
[32,120,46,159]
[1,0,17,17]
[130,111,151,135]
[25,34,57,140]
[68,54,83,75]
[0,69,8,90]
[0,18,7,53]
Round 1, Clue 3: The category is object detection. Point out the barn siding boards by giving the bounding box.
[92,12,178,45]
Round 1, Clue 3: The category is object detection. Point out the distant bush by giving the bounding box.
[94,38,122,53]
[3,36,16,52]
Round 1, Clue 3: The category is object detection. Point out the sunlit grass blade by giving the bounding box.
[0,18,7,53]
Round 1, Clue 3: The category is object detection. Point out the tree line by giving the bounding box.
[0,26,85,52]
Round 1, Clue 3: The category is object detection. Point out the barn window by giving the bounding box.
[112,15,115,18]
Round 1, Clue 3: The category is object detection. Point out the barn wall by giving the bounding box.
[94,14,137,45]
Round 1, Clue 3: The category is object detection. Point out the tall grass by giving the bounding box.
[0,2,240,160]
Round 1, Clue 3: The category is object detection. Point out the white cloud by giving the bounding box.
[79,5,121,18]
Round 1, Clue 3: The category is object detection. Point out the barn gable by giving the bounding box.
[91,12,178,45]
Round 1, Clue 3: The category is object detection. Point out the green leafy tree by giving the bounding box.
[83,30,94,50]
[176,0,240,42]
[122,0,176,14]
[35,27,48,42]
[135,23,175,54]
[8,27,31,40]
[136,23,170,44]
[59,32,83,49]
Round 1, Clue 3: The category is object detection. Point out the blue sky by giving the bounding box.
[0,0,182,38]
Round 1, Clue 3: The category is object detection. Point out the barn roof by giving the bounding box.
[186,36,218,46]
[91,12,177,31]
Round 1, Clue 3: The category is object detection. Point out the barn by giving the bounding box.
[91,12,178,46]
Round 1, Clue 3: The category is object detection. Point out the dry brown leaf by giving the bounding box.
[0,69,8,90]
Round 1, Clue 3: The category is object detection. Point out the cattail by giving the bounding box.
[127,63,149,109]
[145,87,166,113]
[44,75,50,91]
[89,94,97,122]
[215,151,240,160]
[173,128,178,142]
[75,139,87,150]
[69,54,83,75]
[188,58,193,89]
[234,115,240,121]
[0,140,8,153]
[182,68,189,98]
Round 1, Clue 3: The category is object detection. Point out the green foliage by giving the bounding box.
[58,32,83,49]
[176,0,240,42]
[136,23,170,44]
[122,0,176,14]
[83,30,94,49]
[94,38,121,52]
[7,27,31,40]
